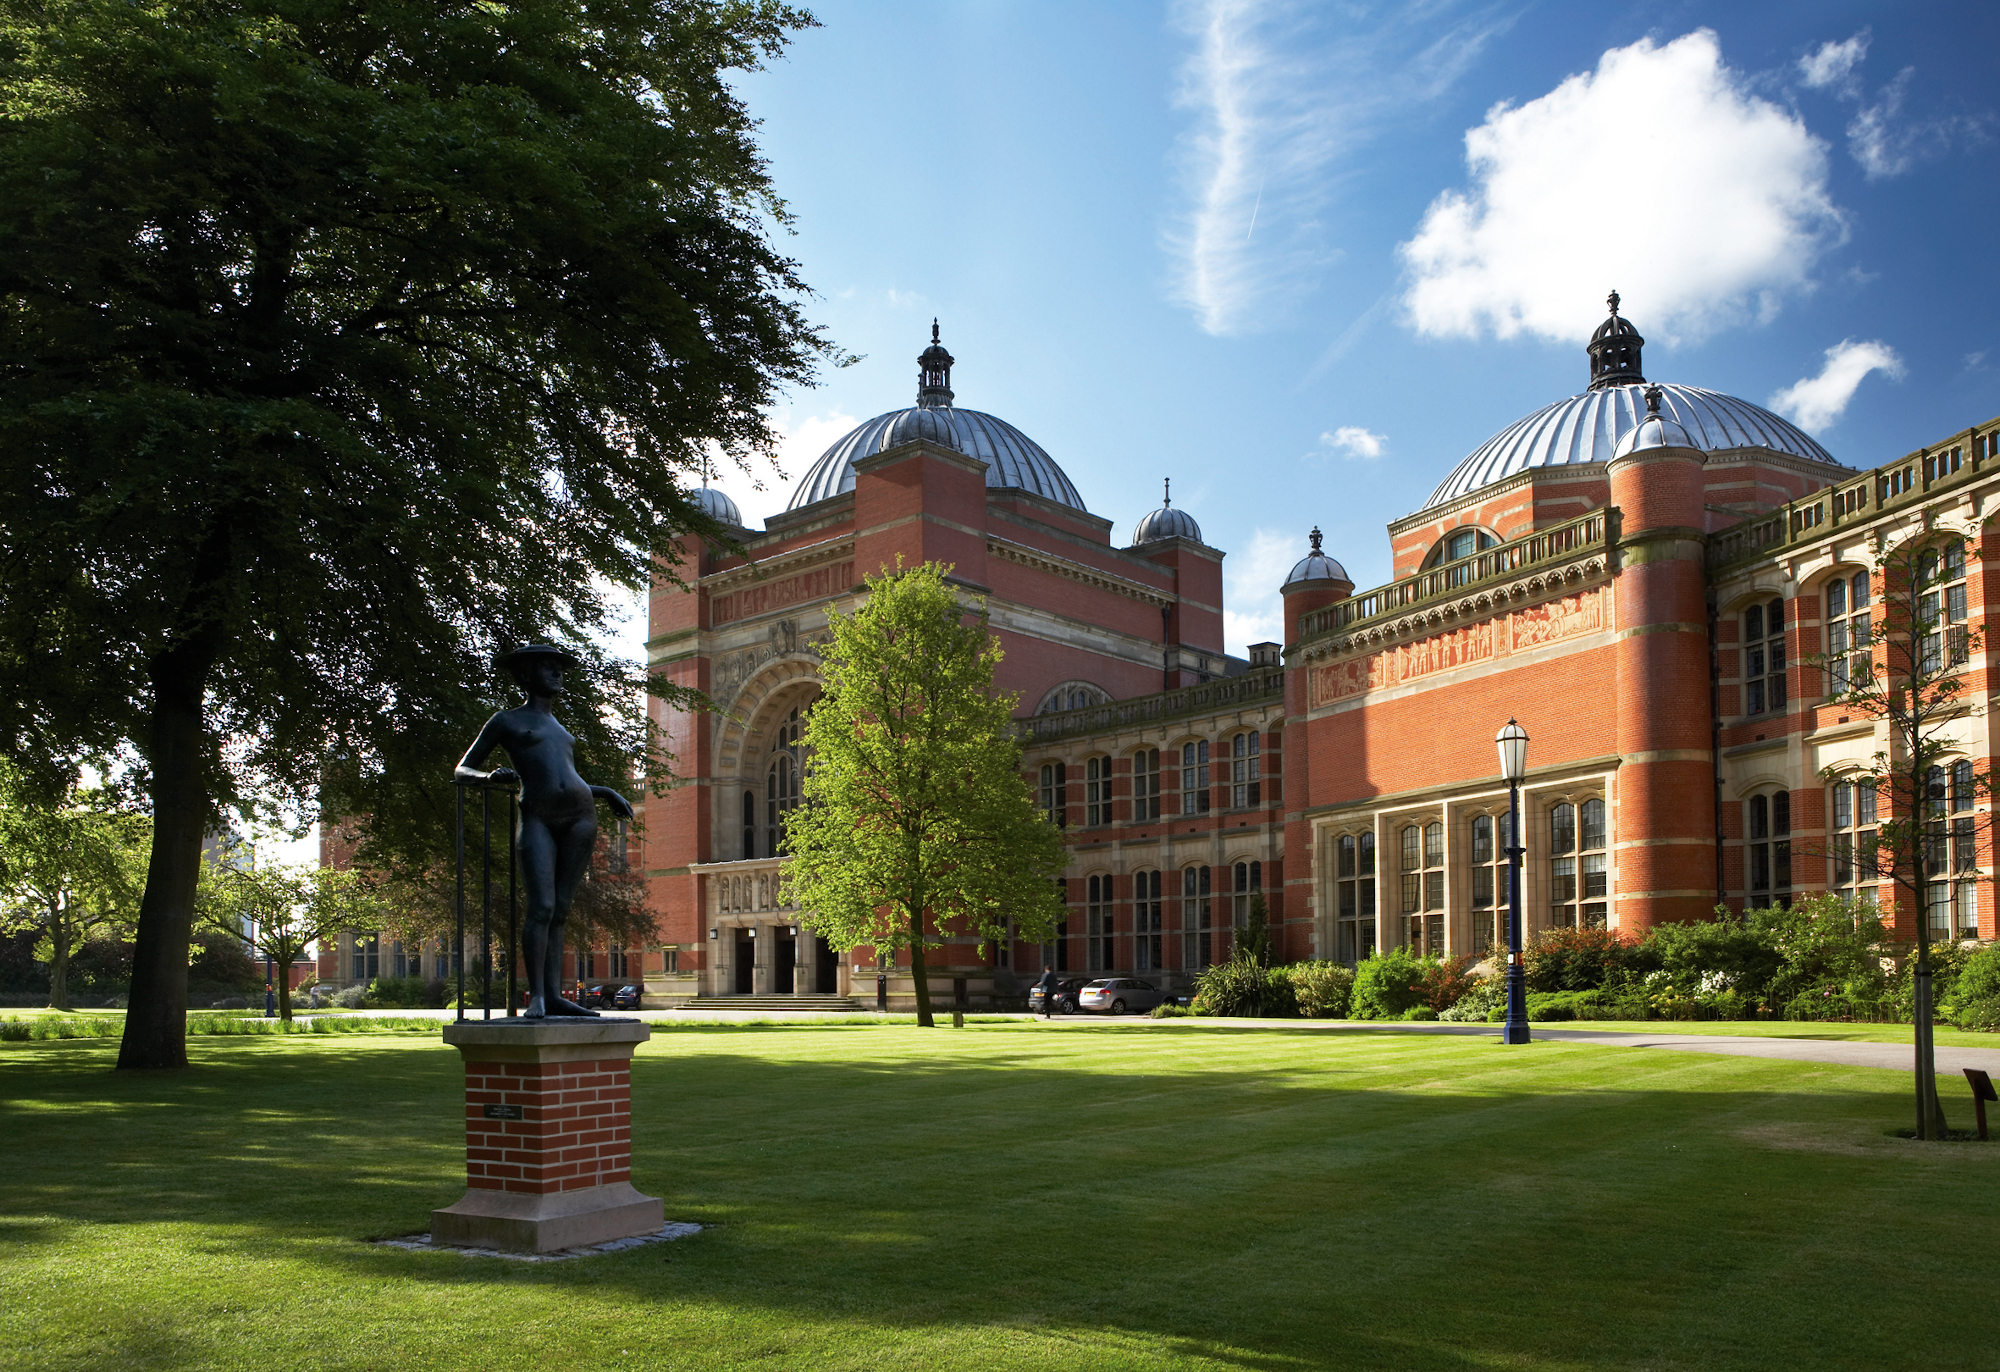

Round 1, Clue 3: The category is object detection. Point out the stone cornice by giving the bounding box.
[700,536,857,597]
[987,538,1174,608]
[1292,551,1611,664]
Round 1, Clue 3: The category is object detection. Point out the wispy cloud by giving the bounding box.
[1311,426,1388,461]
[1795,29,1991,180]
[1168,0,1511,337]
[1224,527,1308,651]
[1798,30,1870,97]
[1768,340,1905,433]
[1400,29,1845,346]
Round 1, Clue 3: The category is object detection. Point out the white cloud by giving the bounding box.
[1846,68,1990,180]
[1798,31,1869,96]
[1768,339,1905,433]
[1313,426,1388,461]
[1224,528,1305,652]
[1168,0,1511,336]
[1400,30,1844,345]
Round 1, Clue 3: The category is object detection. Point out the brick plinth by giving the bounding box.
[431,1019,663,1252]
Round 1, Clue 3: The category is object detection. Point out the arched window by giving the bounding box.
[1087,874,1115,971]
[1924,761,1979,938]
[1401,822,1444,954]
[1229,731,1261,808]
[1745,790,1791,907]
[1423,527,1497,569]
[1743,599,1786,716]
[1829,775,1879,904]
[1824,571,1872,695]
[1548,800,1608,929]
[1039,762,1067,827]
[765,707,804,857]
[1181,741,1211,815]
[1917,544,1970,675]
[1335,833,1376,964]
[1181,865,1213,968]
[1084,755,1112,827]
[1132,748,1161,822]
[1133,870,1163,972]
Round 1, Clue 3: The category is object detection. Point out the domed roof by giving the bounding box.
[1283,527,1350,590]
[1424,382,1840,511]
[1611,386,1698,459]
[787,323,1087,513]
[689,486,743,526]
[1131,479,1202,545]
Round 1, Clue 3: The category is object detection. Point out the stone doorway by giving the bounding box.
[815,938,838,994]
[774,930,797,993]
[733,934,754,994]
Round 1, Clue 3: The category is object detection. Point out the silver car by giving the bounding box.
[1077,978,1166,1015]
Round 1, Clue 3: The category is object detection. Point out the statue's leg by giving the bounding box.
[543,816,602,1016]
[517,817,559,1017]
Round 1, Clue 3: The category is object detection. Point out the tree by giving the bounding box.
[196,861,385,1022]
[1810,518,1993,1139]
[0,763,149,1009]
[0,0,828,1067]
[783,562,1069,1027]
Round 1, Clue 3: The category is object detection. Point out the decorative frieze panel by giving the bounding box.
[1309,586,1610,707]
[710,559,854,626]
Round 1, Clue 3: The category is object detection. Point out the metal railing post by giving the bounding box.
[454,783,466,1022]
[507,790,519,1017]
[481,784,493,1021]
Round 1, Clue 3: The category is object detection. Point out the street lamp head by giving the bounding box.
[1496,718,1529,782]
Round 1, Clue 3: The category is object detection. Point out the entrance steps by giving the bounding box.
[678,994,865,1012]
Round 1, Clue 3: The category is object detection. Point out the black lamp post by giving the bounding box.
[1497,719,1531,1045]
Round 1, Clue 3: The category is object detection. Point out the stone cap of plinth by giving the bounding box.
[442,1017,650,1061]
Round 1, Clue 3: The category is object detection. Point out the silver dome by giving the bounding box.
[1282,527,1349,589]
[1133,505,1202,545]
[1424,382,1842,510]
[689,487,743,526]
[788,406,1086,512]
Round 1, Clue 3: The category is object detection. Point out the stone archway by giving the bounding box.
[713,657,824,862]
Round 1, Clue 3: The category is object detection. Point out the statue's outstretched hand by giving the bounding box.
[594,787,635,821]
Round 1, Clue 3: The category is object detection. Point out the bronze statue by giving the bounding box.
[456,645,634,1018]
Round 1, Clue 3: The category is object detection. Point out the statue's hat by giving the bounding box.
[494,643,582,676]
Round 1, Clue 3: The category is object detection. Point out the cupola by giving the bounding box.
[916,319,954,409]
[1132,478,1203,545]
[1282,526,1350,590]
[1587,290,1645,391]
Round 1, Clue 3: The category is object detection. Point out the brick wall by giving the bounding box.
[462,1056,633,1195]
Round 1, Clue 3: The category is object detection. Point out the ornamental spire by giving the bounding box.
[1586,289,1645,391]
[1163,477,1171,507]
[1309,525,1323,554]
[916,319,954,409]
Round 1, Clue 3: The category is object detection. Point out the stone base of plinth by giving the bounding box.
[431,1180,664,1253]
[434,1017,662,1253]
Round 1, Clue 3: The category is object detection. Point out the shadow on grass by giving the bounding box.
[3,1028,1996,1371]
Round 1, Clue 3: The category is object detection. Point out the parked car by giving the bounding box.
[1027,976,1090,1015]
[1077,978,1167,1015]
[611,984,642,1010]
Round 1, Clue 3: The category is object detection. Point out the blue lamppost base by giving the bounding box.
[1502,963,1531,1044]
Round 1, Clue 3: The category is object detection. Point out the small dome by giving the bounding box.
[1283,527,1349,589]
[1132,480,1201,545]
[1611,386,1698,458]
[689,487,743,526]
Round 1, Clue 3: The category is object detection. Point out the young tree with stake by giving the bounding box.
[196,862,386,1023]
[783,562,1069,1027]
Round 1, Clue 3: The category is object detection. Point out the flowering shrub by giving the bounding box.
[1522,926,1631,992]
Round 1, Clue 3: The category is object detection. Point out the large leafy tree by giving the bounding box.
[784,562,1068,1027]
[1811,519,1992,1139]
[0,0,826,1068]
[0,762,150,1009]
[196,859,384,1022]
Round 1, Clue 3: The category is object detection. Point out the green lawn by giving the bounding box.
[1535,1018,2000,1048]
[2,1024,1993,1371]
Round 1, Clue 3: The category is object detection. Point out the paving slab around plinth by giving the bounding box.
[372,1222,704,1262]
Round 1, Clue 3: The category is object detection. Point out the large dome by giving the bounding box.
[1424,382,1841,510]
[788,323,1087,513]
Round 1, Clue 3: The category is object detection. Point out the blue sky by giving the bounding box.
[675,0,2000,657]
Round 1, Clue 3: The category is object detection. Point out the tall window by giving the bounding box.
[741,789,757,859]
[1084,755,1112,827]
[1181,865,1213,968]
[1087,874,1114,971]
[1547,800,1607,930]
[1401,822,1444,954]
[1825,571,1872,694]
[1039,762,1067,827]
[1230,732,1261,808]
[1743,599,1786,715]
[1054,879,1070,972]
[609,945,628,978]
[1133,870,1163,972]
[1230,860,1262,957]
[579,948,596,979]
[1830,777,1879,904]
[1335,833,1376,964]
[1132,748,1161,821]
[1181,741,1211,814]
[351,934,379,983]
[1469,812,1515,955]
[766,707,803,856]
[1925,761,1979,939]
[390,940,408,979]
[1918,544,1970,676]
[1746,791,1791,907]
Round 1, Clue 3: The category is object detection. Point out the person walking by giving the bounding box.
[1035,965,1059,1020]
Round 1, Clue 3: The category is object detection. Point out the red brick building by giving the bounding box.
[638,303,1998,1007]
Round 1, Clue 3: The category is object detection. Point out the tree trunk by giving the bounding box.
[48,895,70,1012]
[117,649,218,1071]
[907,906,934,1028]
[277,955,293,1024]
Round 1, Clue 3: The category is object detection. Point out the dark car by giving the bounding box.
[611,984,642,1010]
[1027,976,1089,1015]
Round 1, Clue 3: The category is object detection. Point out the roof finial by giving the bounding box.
[1643,384,1663,416]
[931,317,940,344]
[916,322,954,409]
[1607,289,1620,316]
[1163,477,1171,508]
[1309,525,1323,554]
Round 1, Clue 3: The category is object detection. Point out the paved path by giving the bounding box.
[324,1006,2000,1076]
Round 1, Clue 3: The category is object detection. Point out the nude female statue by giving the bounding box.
[455,645,635,1018]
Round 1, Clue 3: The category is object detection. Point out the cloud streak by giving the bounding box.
[1400,30,1845,346]
[1768,340,1905,433]
[1312,426,1388,461]
[1168,0,1510,337]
